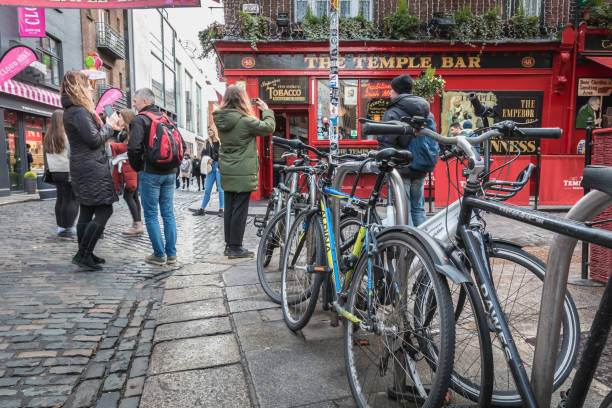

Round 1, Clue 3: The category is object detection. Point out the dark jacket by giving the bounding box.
[377,94,430,177]
[191,158,201,176]
[127,104,185,175]
[202,141,220,162]
[214,109,275,192]
[61,95,118,206]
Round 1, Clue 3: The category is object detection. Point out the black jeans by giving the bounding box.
[123,189,141,222]
[181,177,190,188]
[194,174,205,190]
[78,204,113,229]
[53,172,78,228]
[224,191,251,247]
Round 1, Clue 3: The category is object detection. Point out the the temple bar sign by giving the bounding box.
[225,53,553,70]
[259,77,309,104]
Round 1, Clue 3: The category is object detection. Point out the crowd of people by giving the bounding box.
[43,70,276,270]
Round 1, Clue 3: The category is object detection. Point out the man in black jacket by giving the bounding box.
[378,75,431,226]
[128,88,185,266]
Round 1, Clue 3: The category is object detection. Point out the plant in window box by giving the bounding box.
[198,23,223,59]
[508,5,540,39]
[384,0,421,40]
[237,11,270,50]
[339,11,379,40]
[587,0,612,30]
[412,68,445,103]
[301,7,330,40]
[23,171,37,194]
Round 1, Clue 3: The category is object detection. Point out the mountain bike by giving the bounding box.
[361,116,612,407]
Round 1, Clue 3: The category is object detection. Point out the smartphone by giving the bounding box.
[250,98,259,105]
[103,104,115,118]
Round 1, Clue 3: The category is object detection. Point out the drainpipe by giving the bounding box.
[566,27,580,153]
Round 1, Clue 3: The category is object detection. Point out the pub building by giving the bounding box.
[213,23,612,203]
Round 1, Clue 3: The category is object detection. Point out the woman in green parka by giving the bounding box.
[213,85,275,259]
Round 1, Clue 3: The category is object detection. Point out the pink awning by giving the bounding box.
[0,79,61,108]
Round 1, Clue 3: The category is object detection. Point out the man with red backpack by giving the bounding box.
[128,88,186,265]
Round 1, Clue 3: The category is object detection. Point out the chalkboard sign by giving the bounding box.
[361,80,391,121]
[259,77,309,104]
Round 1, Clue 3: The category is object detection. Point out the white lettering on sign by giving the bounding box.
[578,77,612,97]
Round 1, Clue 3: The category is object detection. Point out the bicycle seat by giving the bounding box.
[370,148,413,166]
[272,137,304,150]
[582,166,612,197]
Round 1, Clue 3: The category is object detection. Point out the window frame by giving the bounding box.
[295,0,372,21]
[36,35,63,88]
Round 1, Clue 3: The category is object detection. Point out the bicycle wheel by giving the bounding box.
[483,241,580,407]
[415,275,494,407]
[599,391,612,408]
[257,208,288,304]
[281,209,325,331]
[344,231,455,408]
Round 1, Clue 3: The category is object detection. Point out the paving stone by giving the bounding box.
[89,308,117,314]
[94,349,114,362]
[118,397,140,408]
[164,274,224,289]
[49,366,85,375]
[15,325,44,330]
[99,337,118,349]
[139,329,153,342]
[26,396,68,407]
[124,376,145,397]
[128,317,143,327]
[63,348,93,357]
[67,379,102,408]
[22,385,72,397]
[43,357,89,366]
[24,375,79,385]
[113,318,129,328]
[228,298,278,314]
[13,367,44,376]
[109,351,133,373]
[9,335,36,343]
[17,350,56,358]
[95,392,120,408]
[103,373,126,391]
[156,298,227,325]
[222,265,260,286]
[135,343,152,357]
[154,317,232,343]
[0,388,17,396]
[259,308,283,322]
[117,340,136,350]
[129,357,148,378]
[0,378,19,386]
[0,399,20,407]
[85,363,106,379]
[140,365,250,408]
[148,334,240,375]
[34,329,65,335]
[162,286,224,305]
[225,284,268,301]
[6,358,41,368]
[106,327,122,337]
[122,328,139,338]
[73,335,102,342]
[172,262,231,276]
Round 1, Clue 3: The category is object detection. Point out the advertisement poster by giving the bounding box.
[259,77,308,104]
[19,8,45,38]
[360,80,391,121]
[575,78,612,129]
[0,0,199,8]
[440,90,543,154]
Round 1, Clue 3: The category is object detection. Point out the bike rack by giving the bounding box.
[532,190,612,408]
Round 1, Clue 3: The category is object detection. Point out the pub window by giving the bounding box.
[317,79,358,141]
[520,0,541,16]
[360,79,392,125]
[295,0,308,20]
[37,35,62,87]
[296,0,372,20]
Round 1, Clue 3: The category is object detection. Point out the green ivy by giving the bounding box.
[198,23,222,59]
[237,10,270,50]
[510,6,540,39]
[480,6,503,40]
[384,0,421,40]
[412,67,446,102]
[590,2,612,30]
[301,7,330,40]
[340,11,379,40]
[450,5,506,44]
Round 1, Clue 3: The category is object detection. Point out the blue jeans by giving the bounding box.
[403,177,427,227]
[139,171,177,258]
[200,162,224,209]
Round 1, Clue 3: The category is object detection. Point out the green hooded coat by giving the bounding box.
[213,108,276,192]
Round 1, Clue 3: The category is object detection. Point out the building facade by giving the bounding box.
[0,6,83,196]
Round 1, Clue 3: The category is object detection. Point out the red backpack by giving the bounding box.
[140,111,184,170]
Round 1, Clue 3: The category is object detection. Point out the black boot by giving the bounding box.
[77,222,104,264]
[74,222,104,270]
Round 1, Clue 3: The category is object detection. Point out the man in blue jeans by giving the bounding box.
[127,88,185,265]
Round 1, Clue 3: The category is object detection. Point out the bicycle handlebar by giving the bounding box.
[272,135,325,158]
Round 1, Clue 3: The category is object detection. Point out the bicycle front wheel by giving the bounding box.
[281,209,325,331]
[344,231,455,408]
[257,208,288,304]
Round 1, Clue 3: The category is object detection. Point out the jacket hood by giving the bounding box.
[61,94,73,109]
[213,109,243,132]
[388,94,430,119]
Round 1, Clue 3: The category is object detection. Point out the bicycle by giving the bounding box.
[361,115,612,407]
[280,143,463,407]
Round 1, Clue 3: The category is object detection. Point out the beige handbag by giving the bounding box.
[200,155,212,174]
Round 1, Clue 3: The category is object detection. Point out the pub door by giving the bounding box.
[269,111,309,193]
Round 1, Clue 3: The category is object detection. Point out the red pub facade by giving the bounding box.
[214,23,612,202]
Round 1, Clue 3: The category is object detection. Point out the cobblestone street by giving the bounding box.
[0,190,610,407]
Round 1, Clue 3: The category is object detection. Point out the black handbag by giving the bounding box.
[42,154,55,185]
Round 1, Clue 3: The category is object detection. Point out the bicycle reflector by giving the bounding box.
[307,265,331,274]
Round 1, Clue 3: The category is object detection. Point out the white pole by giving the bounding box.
[329,0,340,160]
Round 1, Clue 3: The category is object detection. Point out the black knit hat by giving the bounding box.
[391,74,413,95]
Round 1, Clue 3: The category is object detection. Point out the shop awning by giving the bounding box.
[585,56,612,70]
[0,79,61,108]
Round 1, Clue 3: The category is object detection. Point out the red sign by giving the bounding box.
[0,0,199,8]
[0,45,37,86]
[538,155,585,206]
[19,8,45,38]
[241,57,256,69]
[95,88,124,114]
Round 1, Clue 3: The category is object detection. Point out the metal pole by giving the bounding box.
[582,119,593,279]
[328,1,339,160]
[427,172,433,214]
[534,141,541,210]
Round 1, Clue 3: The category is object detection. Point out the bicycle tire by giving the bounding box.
[281,209,325,331]
[415,276,494,407]
[483,241,580,407]
[257,208,288,304]
[344,231,455,408]
[599,391,612,408]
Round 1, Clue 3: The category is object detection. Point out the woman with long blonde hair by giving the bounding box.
[43,109,78,237]
[192,124,223,217]
[213,85,275,258]
[61,70,119,270]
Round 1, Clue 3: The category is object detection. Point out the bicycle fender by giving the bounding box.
[379,225,470,284]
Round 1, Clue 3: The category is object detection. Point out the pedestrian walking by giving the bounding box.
[213,86,275,258]
[109,109,144,236]
[191,155,202,191]
[61,70,119,270]
[128,88,185,266]
[192,125,223,217]
[179,154,192,189]
[43,110,78,237]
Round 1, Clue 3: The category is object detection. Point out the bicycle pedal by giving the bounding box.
[307,265,331,274]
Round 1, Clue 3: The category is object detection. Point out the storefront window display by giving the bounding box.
[575,78,612,129]
[4,110,21,191]
[317,79,358,140]
[24,114,45,171]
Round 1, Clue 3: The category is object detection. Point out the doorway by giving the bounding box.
[270,111,309,191]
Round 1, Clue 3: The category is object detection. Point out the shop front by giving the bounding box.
[214,33,579,201]
[0,79,61,196]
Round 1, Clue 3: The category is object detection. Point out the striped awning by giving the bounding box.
[0,79,61,108]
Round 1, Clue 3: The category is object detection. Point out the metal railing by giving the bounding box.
[96,22,126,60]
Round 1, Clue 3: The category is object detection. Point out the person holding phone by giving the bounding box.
[213,88,275,258]
[61,70,120,270]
